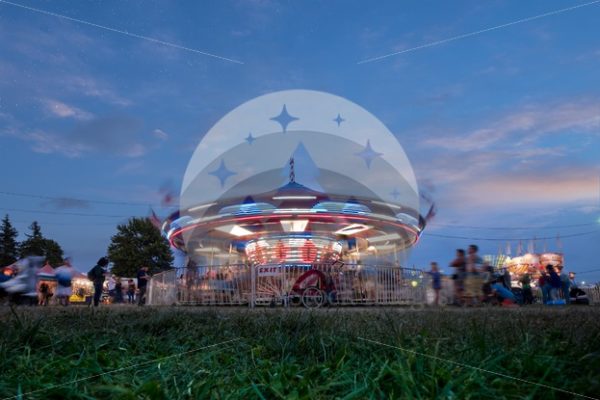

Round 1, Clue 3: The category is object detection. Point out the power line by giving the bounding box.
[574,268,600,275]
[429,222,597,231]
[0,190,161,207]
[8,219,118,226]
[0,207,136,219]
[358,0,600,64]
[423,229,600,241]
[0,0,244,64]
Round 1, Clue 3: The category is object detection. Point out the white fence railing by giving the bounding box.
[586,286,600,305]
[148,264,430,307]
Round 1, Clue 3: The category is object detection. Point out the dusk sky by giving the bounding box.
[1,0,599,281]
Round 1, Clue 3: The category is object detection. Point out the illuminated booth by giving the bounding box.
[505,252,564,278]
[69,272,94,304]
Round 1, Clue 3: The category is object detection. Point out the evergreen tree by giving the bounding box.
[19,221,64,266]
[108,217,173,277]
[0,214,19,266]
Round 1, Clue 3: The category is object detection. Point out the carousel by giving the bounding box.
[154,90,430,307]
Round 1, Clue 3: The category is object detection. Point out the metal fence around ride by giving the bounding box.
[579,286,600,305]
[148,263,432,307]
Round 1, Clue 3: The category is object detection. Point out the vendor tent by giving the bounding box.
[37,263,56,280]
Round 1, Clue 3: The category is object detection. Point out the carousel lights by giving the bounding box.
[334,224,371,235]
[280,219,309,232]
[195,247,222,253]
[215,224,254,237]
[272,195,317,200]
[273,208,316,214]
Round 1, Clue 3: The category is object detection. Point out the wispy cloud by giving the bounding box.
[152,129,169,141]
[411,97,600,215]
[63,76,132,107]
[422,99,600,151]
[0,18,132,108]
[41,99,93,120]
[116,160,146,175]
[19,116,159,158]
[25,130,88,157]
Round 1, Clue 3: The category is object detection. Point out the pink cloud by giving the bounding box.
[447,170,600,207]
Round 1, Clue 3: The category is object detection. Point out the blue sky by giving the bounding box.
[1,0,599,282]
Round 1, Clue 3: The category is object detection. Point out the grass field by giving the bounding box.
[1,306,599,400]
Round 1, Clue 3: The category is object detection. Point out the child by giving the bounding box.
[428,262,442,306]
[127,279,136,304]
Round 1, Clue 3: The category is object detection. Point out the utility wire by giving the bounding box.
[0,191,160,207]
[424,229,600,241]
[574,268,600,275]
[429,222,597,230]
[7,219,119,226]
[0,207,136,219]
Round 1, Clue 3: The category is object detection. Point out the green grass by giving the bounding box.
[1,306,599,399]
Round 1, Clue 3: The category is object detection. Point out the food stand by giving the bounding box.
[69,272,93,304]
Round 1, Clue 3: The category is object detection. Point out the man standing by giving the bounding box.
[519,272,533,305]
[88,257,108,307]
[136,266,150,306]
[55,257,75,306]
[449,249,466,305]
[464,245,483,305]
[546,265,562,303]
[557,265,570,304]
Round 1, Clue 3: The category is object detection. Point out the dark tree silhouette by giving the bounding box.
[108,217,173,277]
[0,214,19,266]
[18,221,64,266]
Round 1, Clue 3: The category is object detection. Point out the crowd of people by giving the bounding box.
[87,257,150,306]
[34,257,151,307]
[12,250,585,308]
[428,244,578,307]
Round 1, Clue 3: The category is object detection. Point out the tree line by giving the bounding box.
[0,216,63,266]
[0,215,173,277]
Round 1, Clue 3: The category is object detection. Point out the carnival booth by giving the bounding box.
[36,263,56,305]
[69,272,93,304]
[540,253,564,270]
[506,253,540,277]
